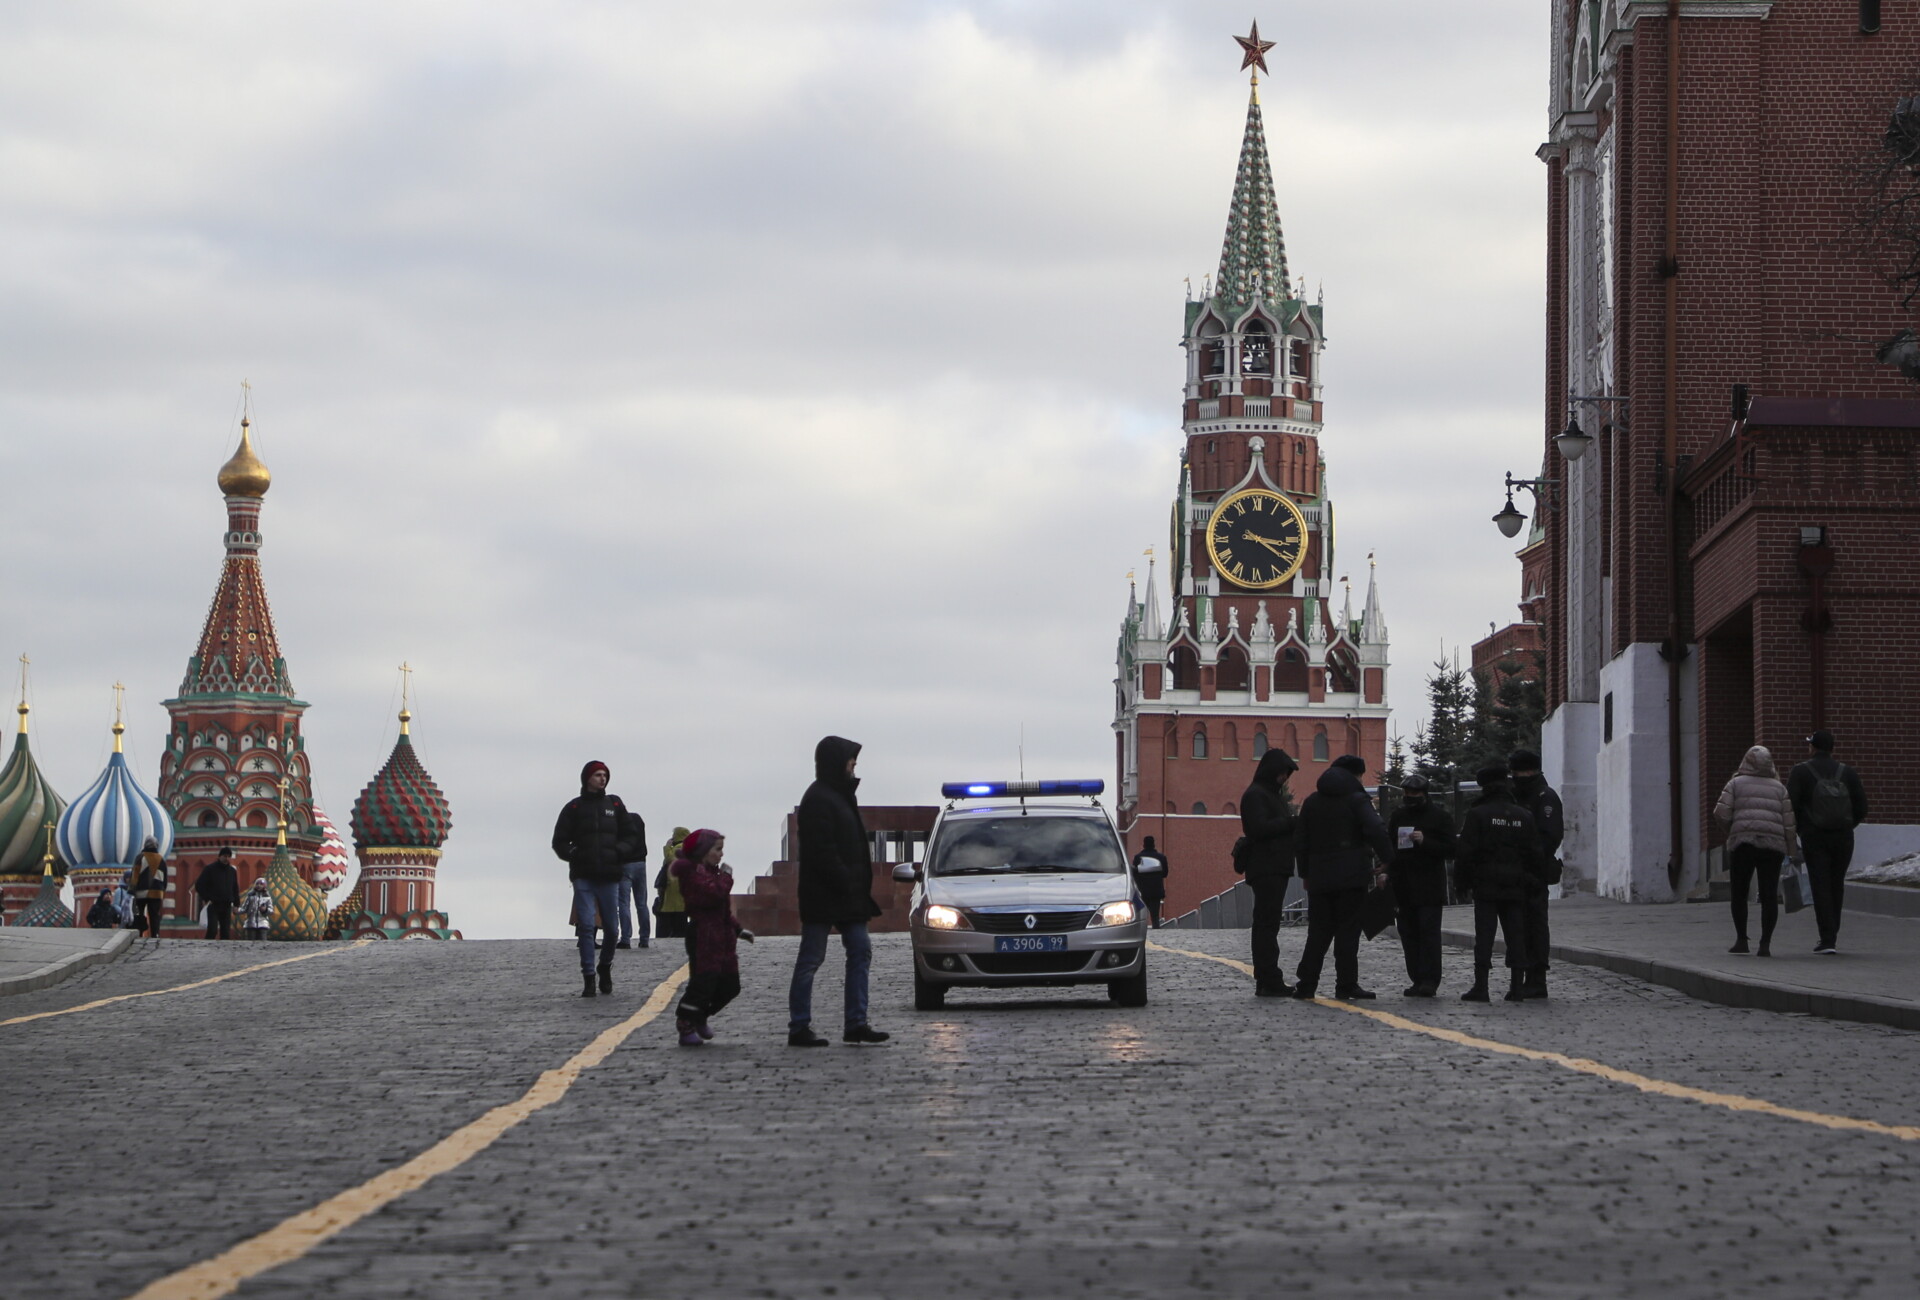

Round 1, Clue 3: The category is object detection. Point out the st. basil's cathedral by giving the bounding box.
[1114,27,1391,921]
[0,414,460,939]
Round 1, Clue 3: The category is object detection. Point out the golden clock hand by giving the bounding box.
[1243,532,1291,556]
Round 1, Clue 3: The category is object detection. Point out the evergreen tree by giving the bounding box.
[1411,656,1474,791]
[1381,734,1409,788]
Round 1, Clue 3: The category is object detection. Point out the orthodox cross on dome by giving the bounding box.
[15,654,27,731]
[1234,21,1275,81]
[277,773,291,847]
[398,662,414,735]
[111,682,125,752]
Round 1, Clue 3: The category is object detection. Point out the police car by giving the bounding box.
[893,780,1149,1010]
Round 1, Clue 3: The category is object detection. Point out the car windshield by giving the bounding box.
[928,816,1124,876]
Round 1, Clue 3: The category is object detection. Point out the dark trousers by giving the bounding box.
[1140,890,1164,928]
[1247,875,1289,989]
[203,901,232,940]
[1472,898,1528,973]
[1522,892,1550,974]
[679,971,741,1023]
[1801,827,1854,947]
[1396,903,1443,988]
[1295,888,1366,994]
[1728,843,1785,943]
[136,899,164,938]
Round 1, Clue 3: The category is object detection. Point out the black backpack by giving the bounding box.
[1804,765,1855,831]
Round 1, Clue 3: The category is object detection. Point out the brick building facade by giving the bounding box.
[1534,0,1920,900]
[1113,53,1390,920]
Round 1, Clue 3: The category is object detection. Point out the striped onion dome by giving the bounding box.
[310,803,351,892]
[0,707,65,877]
[350,713,450,852]
[56,740,174,870]
[15,864,74,927]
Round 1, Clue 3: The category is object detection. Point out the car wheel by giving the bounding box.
[1109,966,1148,1007]
[914,968,947,1011]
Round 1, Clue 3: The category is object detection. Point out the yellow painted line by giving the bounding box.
[1147,940,1920,1142]
[1,939,376,1028]
[129,963,690,1300]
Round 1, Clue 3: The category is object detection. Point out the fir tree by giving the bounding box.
[1411,655,1474,791]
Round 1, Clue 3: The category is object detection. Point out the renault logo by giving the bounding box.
[1024,914,1037,930]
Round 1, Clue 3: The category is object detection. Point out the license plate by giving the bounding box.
[993,935,1068,953]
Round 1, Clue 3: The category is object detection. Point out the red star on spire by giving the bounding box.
[1234,21,1275,77]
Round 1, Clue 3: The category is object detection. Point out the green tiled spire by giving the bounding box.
[1213,87,1290,316]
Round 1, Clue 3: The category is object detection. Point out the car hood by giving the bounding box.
[924,873,1132,910]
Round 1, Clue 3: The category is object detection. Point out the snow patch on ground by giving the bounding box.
[1851,852,1920,887]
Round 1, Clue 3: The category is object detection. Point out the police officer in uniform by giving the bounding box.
[1386,773,1455,997]
[1508,749,1563,1000]
[1454,763,1546,1003]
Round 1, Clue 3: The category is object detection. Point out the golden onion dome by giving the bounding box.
[217,417,272,497]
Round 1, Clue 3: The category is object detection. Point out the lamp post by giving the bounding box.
[1492,471,1558,538]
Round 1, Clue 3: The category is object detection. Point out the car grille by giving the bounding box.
[969,952,1096,975]
[965,909,1095,934]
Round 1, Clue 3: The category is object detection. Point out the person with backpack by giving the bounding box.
[1386,773,1456,998]
[1236,748,1299,997]
[1453,763,1548,1003]
[132,838,168,939]
[1130,836,1170,929]
[1508,750,1563,999]
[1291,754,1392,1001]
[653,826,692,942]
[1787,730,1868,955]
[615,808,650,950]
[1712,745,1796,957]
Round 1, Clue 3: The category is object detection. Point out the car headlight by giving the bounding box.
[923,904,968,930]
[1086,900,1137,928]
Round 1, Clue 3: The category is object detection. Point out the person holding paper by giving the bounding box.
[1386,774,1455,997]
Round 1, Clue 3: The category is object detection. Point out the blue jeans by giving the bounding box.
[616,869,650,945]
[788,921,871,1032]
[573,878,621,973]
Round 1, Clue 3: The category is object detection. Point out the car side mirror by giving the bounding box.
[891,862,921,883]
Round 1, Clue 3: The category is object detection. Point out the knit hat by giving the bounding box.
[1332,754,1367,775]
[1508,749,1541,772]
[1808,729,1835,752]
[682,829,723,863]
[580,760,609,784]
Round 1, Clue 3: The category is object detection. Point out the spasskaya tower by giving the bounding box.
[1113,23,1390,919]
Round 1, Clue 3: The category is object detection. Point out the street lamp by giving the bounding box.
[1492,471,1556,538]
[1561,394,1631,463]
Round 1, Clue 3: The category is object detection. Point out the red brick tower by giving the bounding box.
[156,413,323,926]
[1114,29,1390,919]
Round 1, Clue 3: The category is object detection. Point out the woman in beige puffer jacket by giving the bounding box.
[1712,745,1797,956]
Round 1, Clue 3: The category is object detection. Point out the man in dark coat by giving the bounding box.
[1130,836,1170,929]
[1292,755,1392,1000]
[132,838,167,940]
[1508,749,1563,999]
[787,736,889,1046]
[1454,763,1546,1003]
[1237,747,1299,996]
[193,846,241,940]
[551,760,640,998]
[1387,774,1455,997]
[1787,729,1869,955]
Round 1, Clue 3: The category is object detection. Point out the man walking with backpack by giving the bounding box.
[1788,730,1867,955]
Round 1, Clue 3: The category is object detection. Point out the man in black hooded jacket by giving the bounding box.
[1386,774,1455,997]
[1454,763,1546,1003]
[1237,747,1300,996]
[552,760,640,998]
[1292,755,1392,1000]
[787,736,889,1047]
[1509,749,1562,999]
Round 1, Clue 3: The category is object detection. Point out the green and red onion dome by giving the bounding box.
[349,712,451,852]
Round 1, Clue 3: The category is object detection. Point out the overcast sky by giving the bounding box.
[1,2,1547,938]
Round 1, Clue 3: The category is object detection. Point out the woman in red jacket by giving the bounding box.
[670,829,754,1046]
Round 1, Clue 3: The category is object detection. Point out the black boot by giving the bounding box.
[1520,970,1548,1000]
[1461,968,1490,1002]
[597,963,613,995]
[581,971,597,998]
[1503,972,1527,1002]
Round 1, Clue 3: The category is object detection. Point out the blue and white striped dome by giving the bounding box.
[56,749,173,869]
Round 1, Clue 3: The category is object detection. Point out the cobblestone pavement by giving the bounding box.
[3,931,1918,1298]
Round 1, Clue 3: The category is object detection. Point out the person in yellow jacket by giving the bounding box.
[653,826,692,942]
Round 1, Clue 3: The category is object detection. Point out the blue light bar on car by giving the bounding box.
[939,779,1105,799]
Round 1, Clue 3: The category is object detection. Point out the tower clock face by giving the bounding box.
[1205,488,1308,589]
